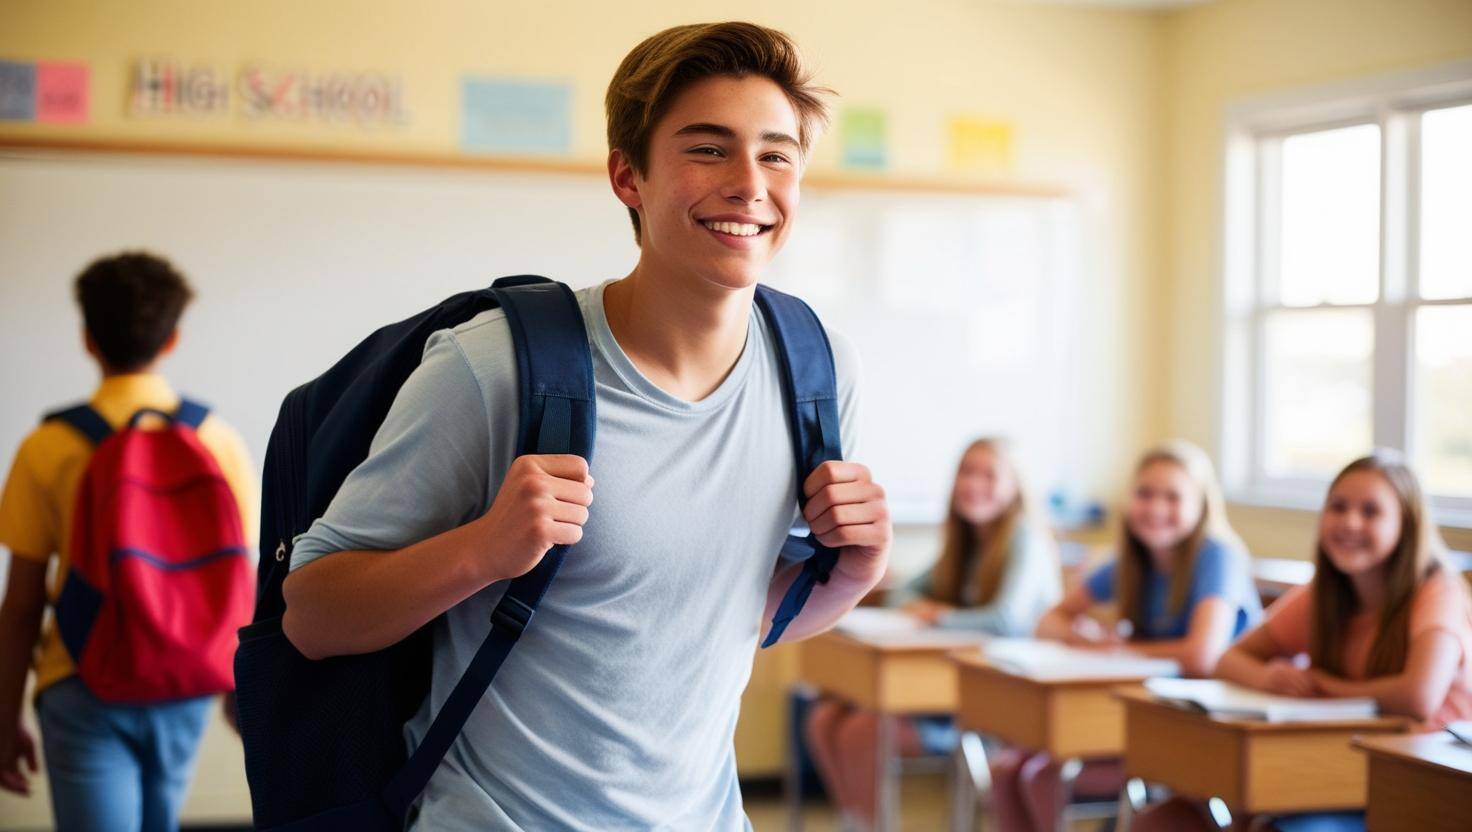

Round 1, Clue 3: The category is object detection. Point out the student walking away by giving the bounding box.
[236,21,892,832]
[0,252,258,831]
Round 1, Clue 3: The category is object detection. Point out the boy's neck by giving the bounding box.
[99,363,159,380]
[602,263,754,403]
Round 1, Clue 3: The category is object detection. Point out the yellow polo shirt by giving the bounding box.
[0,374,259,695]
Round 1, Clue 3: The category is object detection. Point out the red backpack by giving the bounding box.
[47,400,253,704]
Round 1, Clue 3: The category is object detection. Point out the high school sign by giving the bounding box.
[129,59,407,125]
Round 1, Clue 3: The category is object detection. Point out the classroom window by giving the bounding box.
[1223,65,1472,522]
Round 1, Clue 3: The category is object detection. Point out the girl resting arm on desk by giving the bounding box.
[993,439,1262,832]
[1135,451,1472,832]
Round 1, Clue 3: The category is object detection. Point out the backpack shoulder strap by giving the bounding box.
[43,403,113,446]
[382,276,595,818]
[753,284,845,648]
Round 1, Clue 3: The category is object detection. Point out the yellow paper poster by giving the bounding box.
[947,116,1014,174]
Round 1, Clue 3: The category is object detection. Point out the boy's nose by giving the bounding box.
[721,157,766,204]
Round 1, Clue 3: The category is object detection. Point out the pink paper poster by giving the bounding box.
[36,62,89,123]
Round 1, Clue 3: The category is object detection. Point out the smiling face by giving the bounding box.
[1319,469,1404,579]
[1127,460,1205,556]
[610,74,801,292]
[951,444,1018,527]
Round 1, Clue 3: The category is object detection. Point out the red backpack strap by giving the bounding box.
[44,404,114,446]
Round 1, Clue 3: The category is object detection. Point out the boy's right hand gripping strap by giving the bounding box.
[754,285,843,648]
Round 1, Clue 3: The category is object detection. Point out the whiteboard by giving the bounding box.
[0,150,1079,524]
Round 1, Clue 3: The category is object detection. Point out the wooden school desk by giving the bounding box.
[1117,688,1409,819]
[791,629,986,832]
[951,653,1163,832]
[1352,732,1472,832]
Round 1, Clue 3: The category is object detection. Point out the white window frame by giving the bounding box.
[1221,59,1472,527]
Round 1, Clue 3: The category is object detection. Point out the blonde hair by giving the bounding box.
[604,21,833,244]
[1115,440,1243,635]
[1310,451,1457,677]
[930,438,1055,606]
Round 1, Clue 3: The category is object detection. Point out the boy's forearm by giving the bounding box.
[760,560,883,645]
[282,520,497,660]
[0,602,43,731]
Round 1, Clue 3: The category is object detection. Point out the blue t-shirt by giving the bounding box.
[1084,536,1261,640]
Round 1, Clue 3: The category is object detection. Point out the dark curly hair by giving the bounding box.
[74,251,194,371]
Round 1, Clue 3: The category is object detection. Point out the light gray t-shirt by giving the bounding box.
[291,280,859,831]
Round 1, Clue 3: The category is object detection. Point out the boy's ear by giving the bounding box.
[157,329,180,359]
[83,328,99,360]
[607,149,642,211]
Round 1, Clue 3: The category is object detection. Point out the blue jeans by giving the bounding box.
[1273,812,1366,832]
[36,676,213,832]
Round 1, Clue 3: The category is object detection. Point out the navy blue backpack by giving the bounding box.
[234,276,842,830]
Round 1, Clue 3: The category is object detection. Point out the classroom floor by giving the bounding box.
[744,773,1112,831]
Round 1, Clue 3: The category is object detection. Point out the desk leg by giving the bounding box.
[1056,757,1084,832]
[1115,777,1147,832]
[1205,797,1233,830]
[876,712,900,832]
[950,731,989,832]
[785,693,803,832]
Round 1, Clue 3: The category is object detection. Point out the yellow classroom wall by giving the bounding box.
[3,2,1470,820]
[1159,0,1472,557]
[0,0,1171,804]
[0,0,1168,504]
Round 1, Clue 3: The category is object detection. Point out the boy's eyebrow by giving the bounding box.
[673,122,800,148]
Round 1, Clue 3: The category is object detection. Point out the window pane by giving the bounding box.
[1415,305,1472,497]
[1278,124,1380,306]
[1420,104,1472,301]
[1263,309,1373,478]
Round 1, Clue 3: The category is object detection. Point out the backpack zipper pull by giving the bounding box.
[275,541,287,562]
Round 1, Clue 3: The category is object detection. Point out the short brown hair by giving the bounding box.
[605,21,833,243]
[74,251,194,371]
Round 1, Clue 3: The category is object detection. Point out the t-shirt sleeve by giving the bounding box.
[1261,583,1313,657]
[1189,537,1232,600]
[289,329,494,572]
[199,417,260,550]
[1085,561,1116,603]
[0,431,58,561]
[1409,569,1472,652]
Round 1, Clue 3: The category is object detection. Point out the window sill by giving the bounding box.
[1229,486,1472,531]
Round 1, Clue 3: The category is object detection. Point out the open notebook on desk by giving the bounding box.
[1144,678,1377,723]
[980,638,1180,680]
[832,607,991,646]
[1444,720,1472,746]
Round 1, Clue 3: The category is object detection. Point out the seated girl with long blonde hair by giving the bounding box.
[990,439,1262,832]
[804,437,1061,830]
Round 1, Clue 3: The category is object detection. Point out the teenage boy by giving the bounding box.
[281,21,890,829]
[0,251,258,830]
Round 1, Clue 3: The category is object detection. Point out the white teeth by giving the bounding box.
[703,221,764,237]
